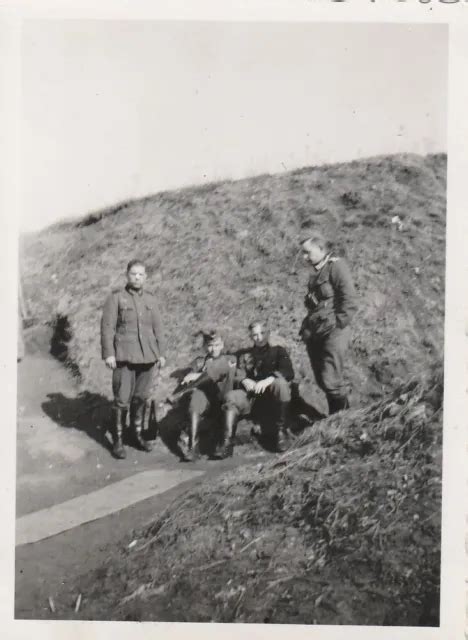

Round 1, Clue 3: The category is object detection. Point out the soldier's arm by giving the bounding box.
[273,346,295,382]
[101,293,118,360]
[151,302,166,357]
[330,259,358,329]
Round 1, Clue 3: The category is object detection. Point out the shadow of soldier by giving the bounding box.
[41,391,113,453]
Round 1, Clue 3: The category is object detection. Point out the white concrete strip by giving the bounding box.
[16,469,204,546]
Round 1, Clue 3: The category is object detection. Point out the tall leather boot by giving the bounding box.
[327,395,350,415]
[276,402,290,453]
[185,412,201,462]
[217,408,238,459]
[130,399,153,452]
[111,406,126,459]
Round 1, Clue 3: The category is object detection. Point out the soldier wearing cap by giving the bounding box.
[179,330,237,461]
[221,320,295,457]
[101,259,166,459]
[300,233,357,414]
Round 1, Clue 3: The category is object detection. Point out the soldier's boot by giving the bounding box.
[327,395,350,415]
[217,408,238,459]
[276,402,291,453]
[131,399,153,452]
[111,407,127,460]
[184,413,201,462]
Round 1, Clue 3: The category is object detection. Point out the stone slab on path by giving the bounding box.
[16,468,204,546]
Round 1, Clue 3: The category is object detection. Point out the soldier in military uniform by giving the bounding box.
[300,233,357,414]
[179,330,236,461]
[101,259,166,459]
[221,321,295,457]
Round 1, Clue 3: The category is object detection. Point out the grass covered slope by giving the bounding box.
[62,365,442,624]
[21,152,446,410]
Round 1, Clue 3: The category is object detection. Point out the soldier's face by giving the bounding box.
[302,240,326,266]
[206,338,224,358]
[250,324,268,347]
[127,265,147,290]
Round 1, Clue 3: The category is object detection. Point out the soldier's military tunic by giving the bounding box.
[101,285,166,408]
[224,343,294,416]
[188,354,237,416]
[300,253,357,402]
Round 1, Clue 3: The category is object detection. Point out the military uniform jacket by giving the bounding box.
[301,254,357,339]
[101,286,166,363]
[237,344,294,383]
[190,353,237,400]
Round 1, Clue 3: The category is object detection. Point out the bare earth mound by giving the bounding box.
[55,366,442,625]
[21,152,446,412]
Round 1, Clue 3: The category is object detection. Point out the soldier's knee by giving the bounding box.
[270,377,291,402]
[321,368,342,395]
[223,390,247,413]
[189,389,209,415]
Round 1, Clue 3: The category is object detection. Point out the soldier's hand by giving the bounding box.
[182,371,202,385]
[255,376,275,394]
[242,378,256,393]
[159,356,167,369]
[105,356,117,370]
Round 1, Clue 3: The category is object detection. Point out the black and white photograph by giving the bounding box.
[4,6,466,635]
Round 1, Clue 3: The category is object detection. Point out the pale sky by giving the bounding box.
[21,20,447,231]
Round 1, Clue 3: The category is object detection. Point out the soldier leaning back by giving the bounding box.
[101,259,166,459]
[180,330,236,461]
[300,233,357,414]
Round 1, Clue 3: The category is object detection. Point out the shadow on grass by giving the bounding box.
[41,391,112,453]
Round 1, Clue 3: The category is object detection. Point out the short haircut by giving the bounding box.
[301,233,330,251]
[202,330,223,345]
[127,259,147,273]
[248,320,268,332]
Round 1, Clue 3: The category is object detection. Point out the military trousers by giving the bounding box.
[188,388,224,416]
[223,377,291,417]
[112,361,156,409]
[305,326,351,400]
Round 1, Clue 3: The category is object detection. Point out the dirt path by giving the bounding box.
[16,353,270,618]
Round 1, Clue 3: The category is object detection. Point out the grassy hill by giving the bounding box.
[20,152,446,624]
[21,152,446,413]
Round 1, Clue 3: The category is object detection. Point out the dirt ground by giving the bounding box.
[15,352,271,619]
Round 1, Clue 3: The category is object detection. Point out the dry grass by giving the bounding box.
[21,152,446,413]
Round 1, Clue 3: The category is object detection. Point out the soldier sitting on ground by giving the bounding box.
[179,330,237,461]
[220,320,295,458]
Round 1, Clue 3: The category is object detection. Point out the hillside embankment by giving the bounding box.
[20,152,446,624]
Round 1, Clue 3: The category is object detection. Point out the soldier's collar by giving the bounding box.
[126,285,144,296]
[313,253,332,272]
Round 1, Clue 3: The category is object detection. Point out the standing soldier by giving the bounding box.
[300,233,357,414]
[101,259,166,459]
[179,330,237,461]
[221,320,295,457]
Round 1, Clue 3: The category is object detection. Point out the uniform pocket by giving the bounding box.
[318,282,334,300]
[118,303,135,323]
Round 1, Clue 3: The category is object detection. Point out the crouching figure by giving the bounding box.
[221,320,295,458]
[180,331,237,461]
